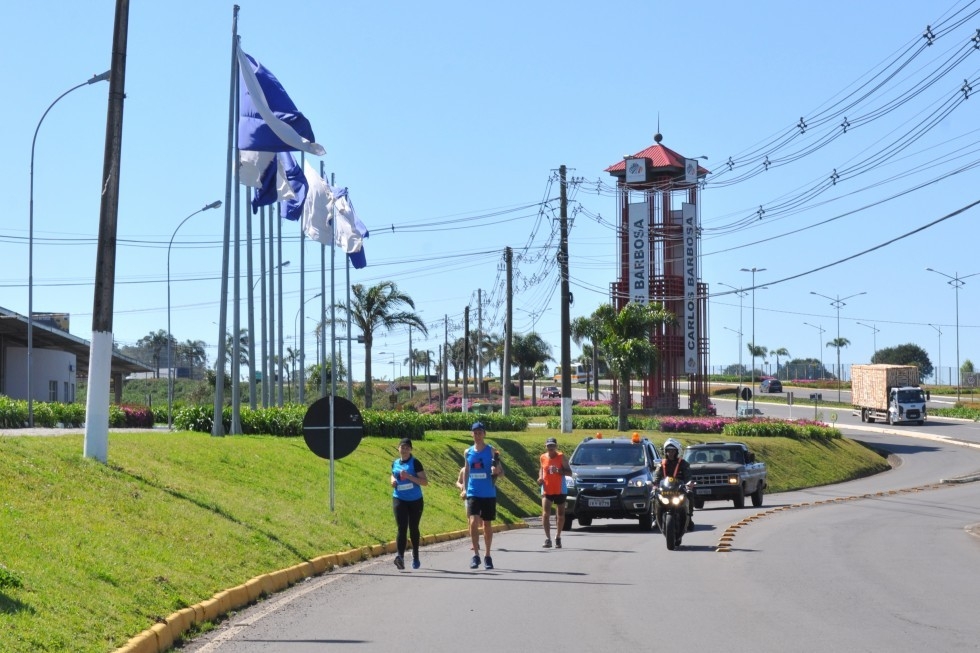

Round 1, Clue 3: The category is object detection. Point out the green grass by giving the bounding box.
[0,429,888,652]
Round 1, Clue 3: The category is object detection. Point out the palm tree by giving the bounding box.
[222,329,250,377]
[592,301,674,431]
[481,332,503,378]
[449,337,466,385]
[571,315,603,400]
[285,346,299,401]
[138,329,173,378]
[747,343,768,377]
[770,347,790,379]
[511,333,552,401]
[826,337,850,381]
[336,281,427,408]
[179,339,208,380]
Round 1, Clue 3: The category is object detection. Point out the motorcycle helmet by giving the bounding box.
[663,438,682,456]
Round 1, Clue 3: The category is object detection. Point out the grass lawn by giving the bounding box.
[0,429,888,652]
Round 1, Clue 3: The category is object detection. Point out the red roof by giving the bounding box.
[606,139,709,177]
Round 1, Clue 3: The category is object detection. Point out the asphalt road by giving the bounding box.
[183,422,980,653]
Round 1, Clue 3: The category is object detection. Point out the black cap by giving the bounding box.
[398,437,413,447]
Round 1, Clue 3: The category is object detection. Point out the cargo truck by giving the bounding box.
[852,364,927,425]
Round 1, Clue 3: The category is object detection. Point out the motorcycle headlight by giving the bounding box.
[671,496,683,506]
[658,494,671,505]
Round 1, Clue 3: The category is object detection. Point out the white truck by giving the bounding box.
[852,364,928,425]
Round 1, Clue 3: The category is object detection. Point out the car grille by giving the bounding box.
[692,473,732,485]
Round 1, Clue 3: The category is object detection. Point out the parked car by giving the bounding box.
[760,378,782,393]
[736,406,764,418]
[540,386,560,399]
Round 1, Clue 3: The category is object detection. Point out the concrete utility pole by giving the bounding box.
[85,0,130,462]
[559,165,571,433]
[503,247,513,415]
[463,307,470,412]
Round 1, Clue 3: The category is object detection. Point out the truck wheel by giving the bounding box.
[638,510,653,531]
[664,514,677,550]
[860,409,867,423]
[751,483,764,507]
[733,487,745,509]
[886,412,892,425]
[578,516,592,527]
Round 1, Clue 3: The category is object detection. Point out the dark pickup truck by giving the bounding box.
[683,442,767,509]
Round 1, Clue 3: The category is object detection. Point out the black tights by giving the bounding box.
[393,497,424,558]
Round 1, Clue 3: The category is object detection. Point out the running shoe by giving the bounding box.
[470,555,481,569]
[484,555,494,570]
[555,537,562,549]
[542,538,552,548]
[412,558,421,569]
[393,555,404,570]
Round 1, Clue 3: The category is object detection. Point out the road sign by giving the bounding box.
[302,396,364,460]
[809,393,822,401]
[740,387,752,401]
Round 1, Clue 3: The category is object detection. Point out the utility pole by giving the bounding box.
[85,0,130,462]
[463,307,470,412]
[408,325,413,398]
[559,165,571,433]
[477,288,483,392]
[503,247,513,415]
[443,315,449,405]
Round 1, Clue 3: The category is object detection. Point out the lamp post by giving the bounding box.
[928,324,942,386]
[253,260,290,293]
[810,290,866,403]
[294,292,322,400]
[723,325,744,391]
[167,200,222,430]
[926,268,979,402]
[803,322,826,380]
[28,70,110,427]
[718,282,747,383]
[740,268,766,409]
[855,322,880,360]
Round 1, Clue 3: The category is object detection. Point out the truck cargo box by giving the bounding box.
[851,364,920,411]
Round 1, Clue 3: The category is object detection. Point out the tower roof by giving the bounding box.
[605,134,709,177]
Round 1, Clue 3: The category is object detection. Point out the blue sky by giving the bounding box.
[4,1,979,384]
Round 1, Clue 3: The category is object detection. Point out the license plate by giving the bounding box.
[695,488,712,495]
[588,498,611,508]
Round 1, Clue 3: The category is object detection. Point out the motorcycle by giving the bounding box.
[654,477,692,550]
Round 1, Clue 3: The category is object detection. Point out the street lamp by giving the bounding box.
[803,322,826,380]
[855,322,880,360]
[28,70,110,427]
[740,268,766,408]
[253,260,290,293]
[926,268,979,402]
[167,200,222,430]
[811,290,866,402]
[293,292,322,397]
[928,324,942,386]
[718,282,747,384]
[723,325,744,390]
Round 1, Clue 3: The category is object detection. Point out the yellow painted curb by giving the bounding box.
[116,630,157,653]
[149,623,172,652]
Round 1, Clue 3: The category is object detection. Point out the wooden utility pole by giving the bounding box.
[559,165,572,433]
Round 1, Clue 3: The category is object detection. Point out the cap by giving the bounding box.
[398,437,413,447]
[471,422,486,431]
[545,437,558,446]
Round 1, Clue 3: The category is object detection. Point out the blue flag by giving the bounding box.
[249,153,307,220]
[237,45,324,155]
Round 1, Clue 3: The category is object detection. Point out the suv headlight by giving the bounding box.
[627,476,651,488]
[565,475,575,489]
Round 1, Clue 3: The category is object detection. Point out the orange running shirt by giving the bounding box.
[539,452,567,495]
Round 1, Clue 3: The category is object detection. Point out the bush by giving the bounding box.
[0,396,28,428]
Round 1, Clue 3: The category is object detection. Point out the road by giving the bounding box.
[183,422,980,653]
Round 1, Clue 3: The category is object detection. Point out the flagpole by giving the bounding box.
[276,203,286,406]
[320,160,328,399]
[258,204,268,406]
[330,182,337,512]
[230,102,242,434]
[298,154,307,404]
[246,162,257,409]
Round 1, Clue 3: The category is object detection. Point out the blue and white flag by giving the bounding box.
[332,186,368,269]
[300,162,369,268]
[237,44,324,155]
[301,160,334,245]
[244,152,307,220]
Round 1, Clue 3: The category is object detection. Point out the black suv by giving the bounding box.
[563,435,661,530]
[760,378,782,393]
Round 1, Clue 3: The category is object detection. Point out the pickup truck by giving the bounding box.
[683,442,767,509]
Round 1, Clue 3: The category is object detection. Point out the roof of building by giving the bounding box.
[605,134,710,177]
[0,306,151,377]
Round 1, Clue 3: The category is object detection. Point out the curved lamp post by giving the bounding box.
[926,268,979,402]
[740,268,766,409]
[167,201,222,430]
[803,322,826,380]
[28,70,110,427]
[928,324,942,385]
[810,290,866,402]
[855,322,880,360]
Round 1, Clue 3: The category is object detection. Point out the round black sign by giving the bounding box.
[740,387,753,401]
[302,396,364,460]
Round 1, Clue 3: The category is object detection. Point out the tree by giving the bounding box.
[511,332,552,401]
[448,337,466,384]
[285,347,299,402]
[770,347,790,379]
[336,281,427,408]
[591,301,674,431]
[747,343,768,377]
[826,337,850,380]
[571,314,604,400]
[177,339,207,380]
[871,343,933,379]
[306,360,347,397]
[784,357,829,380]
[137,329,173,378]
[223,329,250,376]
[961,358,974,381]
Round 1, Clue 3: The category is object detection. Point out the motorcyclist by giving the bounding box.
[654,438,695,529]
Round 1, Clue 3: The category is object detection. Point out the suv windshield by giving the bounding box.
[571,444,647,467]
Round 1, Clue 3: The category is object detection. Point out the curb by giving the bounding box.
[113,522,527,653]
